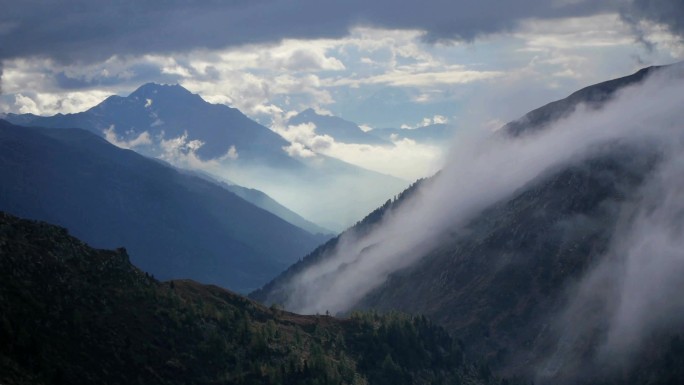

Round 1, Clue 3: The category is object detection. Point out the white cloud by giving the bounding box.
[14,94,39,114]
[283,142,317,158]
[332,66,503,88]
[273,121,442,180]
[359,124,373,132]
[224,145,239,160]
[103,125,152,149]
[401,114,449,129]
[2,16,682,145]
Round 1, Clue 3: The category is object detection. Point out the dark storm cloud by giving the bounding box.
[624,0,684,36]
[0,0,617,64]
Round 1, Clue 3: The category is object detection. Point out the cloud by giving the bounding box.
[1,1,682,119]
[225,145,239,160]
[401,114,449,129]
[333,66,503,88]
[14,94,39,114]
[4,3,678,86]
[0,1,621,64]
[273,121,442,180]
[283,142,317,158]
[622,0,684,41]
[103,125,152,149]
[274,64,684,337]
[538,120,684,379]
[603,155,684,355]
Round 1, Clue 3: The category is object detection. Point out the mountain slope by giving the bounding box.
[251,64,684,383]
[0,120,326,292]
[0,211,502,385]
[503,65,662,136]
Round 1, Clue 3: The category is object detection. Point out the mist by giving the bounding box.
[206,160,407,232]
[277,62,684,364]
[538,110,684,381]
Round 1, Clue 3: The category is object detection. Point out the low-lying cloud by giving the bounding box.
[538,119,684,380]
[276,64,684,377]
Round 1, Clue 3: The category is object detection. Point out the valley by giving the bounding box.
[2,2,684,383]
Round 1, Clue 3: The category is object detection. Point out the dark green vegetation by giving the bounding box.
[0,120,327,292]
[0,212,503,385]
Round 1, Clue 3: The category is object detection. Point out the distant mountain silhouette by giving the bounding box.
[288,108,390,145]
[0,119,327,292]
[5,83,298,167]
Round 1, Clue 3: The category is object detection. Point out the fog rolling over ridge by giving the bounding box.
[539,131,684,379]
[277,64,684,342]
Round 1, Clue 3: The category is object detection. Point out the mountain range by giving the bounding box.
[0,119,327,292]
[2,61,684,385]
[3,85,408,231]
[4,83,296,166]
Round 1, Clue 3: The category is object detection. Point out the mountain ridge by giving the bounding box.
[0,210,504,385]
[3,83,409,231]
[0,119,326,292]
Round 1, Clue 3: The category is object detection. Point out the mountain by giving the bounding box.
[0,120,328,292]
[4,83,298,166]
[251,64,684,384]
[370,124,456,145]
[0,211,503,385]
[288,108,390,145]
[502,65,660,136]
[4,85,408,231]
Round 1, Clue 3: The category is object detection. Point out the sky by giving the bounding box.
[1,0,683,134]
